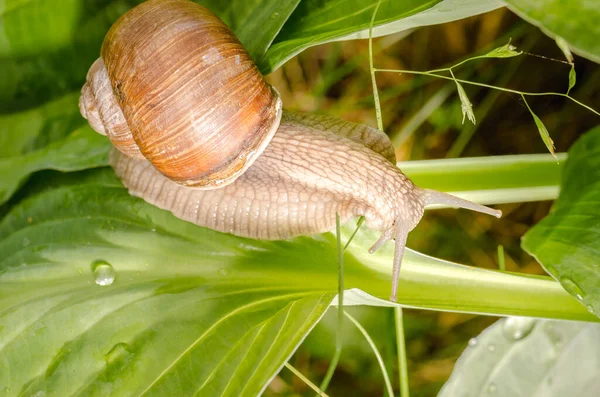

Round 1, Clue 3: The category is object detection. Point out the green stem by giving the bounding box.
[345,311,395,397]
[369,0,384,131]
[498,245,506,271]
[428,54,502,74]
[285,363,329,397]
[344,216,365,251]
[395,307,410,397]
[374,68,600,116]
[318,213,344,394]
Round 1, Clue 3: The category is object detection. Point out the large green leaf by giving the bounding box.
[505,0,600,63]
[439,317,600,396]
[336,0,503,41]
[199,0,301,64]
[523,126,600,317]
[0,93,82,157]
[261,0,502,74]
[0,169,595,395]
[0,126,110,205]
[0,175,335,396]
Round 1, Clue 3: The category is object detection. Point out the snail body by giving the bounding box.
[80,0,501,301]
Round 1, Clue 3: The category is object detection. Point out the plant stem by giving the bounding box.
[318,213,344,394]
[369,0,384,131]
[395,307,410,397]
[285,362,330,397]
[498,245,506,271]
[374,68,600,116]
[344,216,365,251]
[345,311,395,397]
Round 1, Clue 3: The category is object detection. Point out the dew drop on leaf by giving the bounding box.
[92,260,115,286]
[586,304,595,314]
[560,277,586,301]
[487,383,497,394]
[105,342,134,366]
[468,338,478,347]
[487,344,496,352]
[502,317,536,341]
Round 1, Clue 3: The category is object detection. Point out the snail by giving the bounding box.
[79,0,501,301]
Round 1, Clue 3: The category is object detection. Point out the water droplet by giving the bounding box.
[560,277,586,300]
[502,317,536,341]
[3,386,10,393]
[487,344,496,352]
[270,12,280,19]
[487,383,497,394]
[31,390,46,397]
[92,260,115,286]
[150,228,156,232]
[468,338,478,347]
[105,342,134,365]
[217,268,230,277]
[586,304,596,314]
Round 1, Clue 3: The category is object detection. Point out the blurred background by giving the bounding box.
[262,7,600,397]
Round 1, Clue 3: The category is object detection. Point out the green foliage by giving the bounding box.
[523,127,600,316]
[506,0,600,63]
[439,317,600,396]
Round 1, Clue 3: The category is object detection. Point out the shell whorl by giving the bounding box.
[79,0,282,189]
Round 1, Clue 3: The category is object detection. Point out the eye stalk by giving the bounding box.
[369,188,502,302]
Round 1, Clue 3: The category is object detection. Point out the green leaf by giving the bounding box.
[483,42,522,58]
[0,179,334,396]
[0,93,82,157]
[439,317,600,396]
[259,0,505,74]
[521,96,557,159]
[455,81,476,125]
[532,113,556,158]
[0,126,110,205]
[505,0,600,63]
[199,0,301,64]
[568,64,577,94]
[336,0,503,41]
[523,126,600,317]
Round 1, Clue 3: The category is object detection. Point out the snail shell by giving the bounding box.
[79,0,282,188]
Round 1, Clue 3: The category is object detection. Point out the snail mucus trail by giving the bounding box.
[79,0,502,301]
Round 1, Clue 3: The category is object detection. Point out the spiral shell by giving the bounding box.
[79,0,282,188]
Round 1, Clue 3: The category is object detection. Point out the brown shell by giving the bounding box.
[81,0,282,188]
